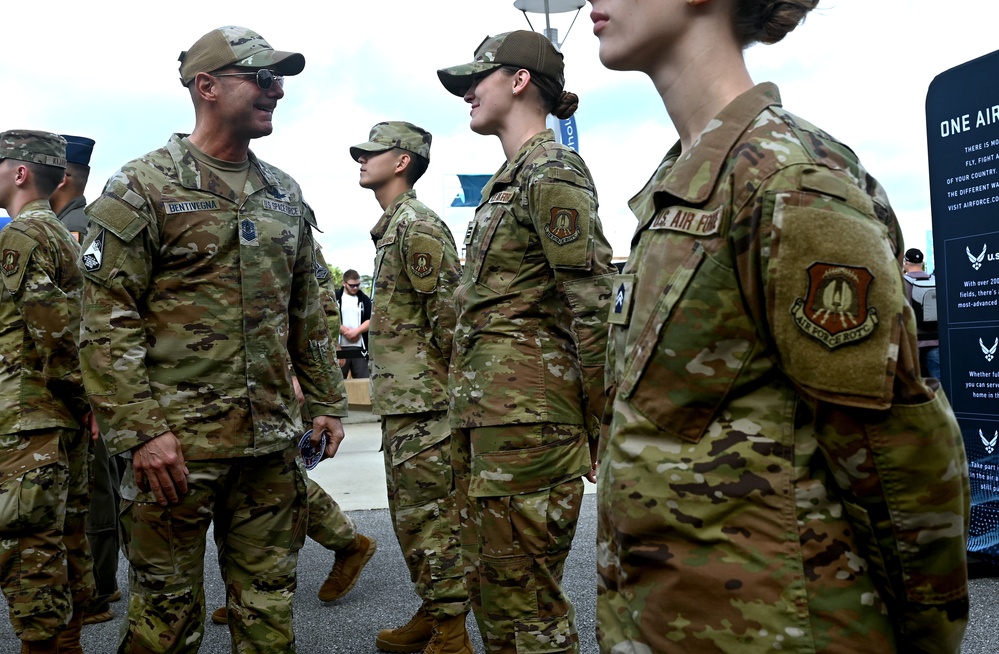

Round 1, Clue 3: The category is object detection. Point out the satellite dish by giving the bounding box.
[513,0,585,13]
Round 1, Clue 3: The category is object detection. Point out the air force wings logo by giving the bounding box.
[982,430,998,455]
[982,337,998,362]
[968,244,987,271]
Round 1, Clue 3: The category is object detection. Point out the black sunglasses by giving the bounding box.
[346,283,361,289]
[213,69,284,90]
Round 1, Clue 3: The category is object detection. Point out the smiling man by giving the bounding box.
[78,26,347,654]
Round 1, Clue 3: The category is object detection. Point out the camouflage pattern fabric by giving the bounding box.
[597,83,970,653]
[382,412,467,619]
[79,134,347,460]
[369,189,460,416]
[118,447,307,653]
[449,130,614,653]
[56,194,90,242]
[314,244,341,336]
[305,476,356,551]
[0,197,94,642]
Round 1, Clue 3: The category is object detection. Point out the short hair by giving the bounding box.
[398,149,429,186]
[27,162,66,196]
[343,269,360,282]
[64,162,91,193]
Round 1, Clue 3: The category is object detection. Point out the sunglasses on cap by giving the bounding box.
[212,69,284,90]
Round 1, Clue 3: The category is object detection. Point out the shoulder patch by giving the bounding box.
[0,228,38,293]
[82,228,107,273]
[87,194,147,242]
[545,207,581,245]
[407,231,444,293]
[791,262,879,349]
[536,182,592,269]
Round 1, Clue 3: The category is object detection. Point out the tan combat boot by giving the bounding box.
[375,604,434,652]
[55,612,85,654]
[210,606,228,625]
[422,614,473,654]
[20,637,59,653]
[317,533,377,602]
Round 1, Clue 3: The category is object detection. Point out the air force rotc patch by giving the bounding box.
[82,229,105,272]
[1,249,20,276]
[791,262,878,350]
[411,252,433,278]
[545,207,581,245]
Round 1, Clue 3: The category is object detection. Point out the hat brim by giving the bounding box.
[349,142,394,162]
[437,62,502,97]
[236,49,306,77]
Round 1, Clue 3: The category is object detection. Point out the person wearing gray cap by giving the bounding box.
[77,27,347,653]
[351,121,469,653]
[0,129,97,654]
[438,31,616,654]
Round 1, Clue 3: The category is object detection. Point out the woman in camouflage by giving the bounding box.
[587,1,971,652]
[437,30,616,654]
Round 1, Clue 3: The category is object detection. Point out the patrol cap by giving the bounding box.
[350,121,432,163]
[0,130,67,168]
[437,30,564,97]
[904,248,924,264]
[178,26,305,86]
[61,135,95,167]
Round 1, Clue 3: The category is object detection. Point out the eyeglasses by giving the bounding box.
[346,283,361,289]
[212,69,284,90]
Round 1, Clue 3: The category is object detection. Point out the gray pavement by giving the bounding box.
[2,413,998,652]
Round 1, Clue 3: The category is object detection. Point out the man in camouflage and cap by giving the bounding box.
[78,27,348,653]
[0,130,96,654]
[350,121,470,653]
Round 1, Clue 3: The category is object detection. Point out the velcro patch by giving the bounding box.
[488,191,514,204]
[262,199,301,216]
[545,207,581,245]
[0,228,38,293]
[791,262,879,349]
[240,219,258,245]
[536,183,591,269]
[163,199,221,214]
[607,274,635,326]
[1,249,20,276]
[649,206,722,237]
[407,231,444,293]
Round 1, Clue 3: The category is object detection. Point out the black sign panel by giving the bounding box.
[927,50,999,560]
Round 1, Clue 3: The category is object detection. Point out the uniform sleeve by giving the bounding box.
[314,246,341,336]
[400,219,461,366]
[750,166,970,651]
[79,174,171,454]
[2,232,88,419]
[527,162,616,440]
[289,205,348,418]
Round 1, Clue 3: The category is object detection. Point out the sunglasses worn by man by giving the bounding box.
[212,68,284,90]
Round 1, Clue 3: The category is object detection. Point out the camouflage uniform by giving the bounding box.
[368,184,467,618]
[451,129,615,653]
[597,83,970,653]
[56,195,89,241]
[79,133,347,653]
[0,131,94,645]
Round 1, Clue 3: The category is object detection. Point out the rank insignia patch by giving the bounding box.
[1,249,19,276]
[240,219,258,244]
[545,207,581,246]
[411,252,433,278]
[82,229,105,272]
[791,262,879,349]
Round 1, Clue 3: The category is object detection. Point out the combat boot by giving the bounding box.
[210,606,228,625]
[55,613,85,654]
[422,614,473,654]
[19,637,59,653]
[318,533,377,602]
[375,604,434,652]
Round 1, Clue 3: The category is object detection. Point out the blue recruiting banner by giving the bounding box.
[926,49,999,559]
[547,115,579,152]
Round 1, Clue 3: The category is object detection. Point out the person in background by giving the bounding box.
[437,30,616,654]
[0,129,96,654]
[50,135,94,243]
[336,268,371,378]
[903,247,941,380]
[78,26,347,653]
[351,121,469,653]
[587,0,970,651]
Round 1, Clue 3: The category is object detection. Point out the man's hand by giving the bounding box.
[133,431,190,507]
[292,376,305,406]
[311,415,345,461]
[584,439,598,484]
[82,410,100,442]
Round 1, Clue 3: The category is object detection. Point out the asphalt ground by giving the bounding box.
[2,413,998,652]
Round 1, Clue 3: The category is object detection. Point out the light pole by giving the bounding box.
[513,0,585,152]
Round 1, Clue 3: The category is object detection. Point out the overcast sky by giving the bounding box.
[5,1,997,274]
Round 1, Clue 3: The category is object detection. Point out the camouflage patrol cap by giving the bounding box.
[0,130,67,168]
[437,30,564,97]
[350,121,432,163]
[178,26,305,86]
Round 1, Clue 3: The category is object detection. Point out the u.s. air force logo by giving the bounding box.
[82,229,106,272]
[545,207,580,245]
[791,263,878,349]
[1,249,19,276]
[411,252,433,278]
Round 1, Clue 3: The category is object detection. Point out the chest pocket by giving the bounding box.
[619,232,761,444]
[468,192,522,295]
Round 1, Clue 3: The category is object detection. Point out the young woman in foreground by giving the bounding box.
[588,1,970,652]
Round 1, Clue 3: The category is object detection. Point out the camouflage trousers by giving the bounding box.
[455,423,589,654]
[0,426,95,642]
[117,446,307,654]
[306,476,356,551]
[383,411,468,619]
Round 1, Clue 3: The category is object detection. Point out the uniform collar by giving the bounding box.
[370,189,417,243]
[166,133,281,201]
[482,129,557,200]
[15,198,54,220]
[629,83,782,229]
[56,195,87,220]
